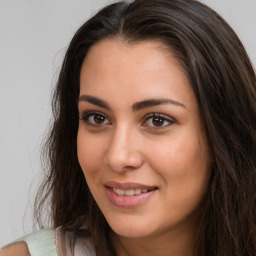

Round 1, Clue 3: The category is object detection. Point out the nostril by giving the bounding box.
[104,149,144,173]
[123,165,138,171]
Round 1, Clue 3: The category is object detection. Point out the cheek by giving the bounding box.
[152,139,210,220]
[147,133,211,192]
[77,130,103,176]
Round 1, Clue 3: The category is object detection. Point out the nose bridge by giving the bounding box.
[104,123,143,172]
[112,123,131,150]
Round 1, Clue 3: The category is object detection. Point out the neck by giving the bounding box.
[111,218,197,256]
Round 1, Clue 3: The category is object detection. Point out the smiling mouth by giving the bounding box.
[105,183,158,207]
[110,187,156,196]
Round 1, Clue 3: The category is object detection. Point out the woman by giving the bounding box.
[1,0,256,255]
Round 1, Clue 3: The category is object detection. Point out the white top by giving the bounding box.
[15,228,96,256]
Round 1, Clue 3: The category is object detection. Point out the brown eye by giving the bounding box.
[80,112,110,126]
[94,114,106,124]
[152,116,165,126]
[143,113,174,128]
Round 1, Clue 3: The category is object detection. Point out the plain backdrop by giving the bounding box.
[0,0,255,245]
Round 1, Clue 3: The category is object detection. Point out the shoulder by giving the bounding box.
[0,229,56,256]
[0,241,30,256]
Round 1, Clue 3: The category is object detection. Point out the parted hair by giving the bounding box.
[35,0,256,255]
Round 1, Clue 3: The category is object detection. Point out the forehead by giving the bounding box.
[81,38,181,75]
[79,38,194,108]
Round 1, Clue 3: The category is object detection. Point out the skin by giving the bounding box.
[0,242,30,256]
[77,38,212,256]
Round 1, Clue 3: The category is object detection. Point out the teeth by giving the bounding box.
[112,187,149,196]
[134,188,142,194]
[125,189,134,196]
[117,188,124,195]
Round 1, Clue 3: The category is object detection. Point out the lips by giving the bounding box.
[112,187,150,196]
[105,181,158,208]
[105,181,157,190]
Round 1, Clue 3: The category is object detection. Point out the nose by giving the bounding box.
[104,126,144,173]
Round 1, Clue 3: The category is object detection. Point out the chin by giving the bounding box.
[106,217,157,238]
[112,226,152,238]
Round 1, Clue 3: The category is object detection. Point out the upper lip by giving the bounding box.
[105,181,158,190]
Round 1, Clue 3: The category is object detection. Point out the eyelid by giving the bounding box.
[79,111,175,129]
[79,111,111,126]
[142,113,175,128]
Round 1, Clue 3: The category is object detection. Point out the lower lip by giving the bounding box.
[105,187,157,208]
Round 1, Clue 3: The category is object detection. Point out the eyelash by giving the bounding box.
[79,111,175,129]
[79,111,111,126]
[143,113,175,129]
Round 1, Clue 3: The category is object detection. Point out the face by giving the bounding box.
[77,38,211,239]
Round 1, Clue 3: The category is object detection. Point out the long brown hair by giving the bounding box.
[35,0,256,255]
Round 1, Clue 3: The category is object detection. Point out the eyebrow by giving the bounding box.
[78,95,110,109]
[132,98,186,111]
[78,95,186,111]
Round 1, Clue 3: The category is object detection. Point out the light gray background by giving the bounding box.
[0,0,255,245]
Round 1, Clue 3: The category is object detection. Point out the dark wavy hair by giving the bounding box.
[35,0,256,255]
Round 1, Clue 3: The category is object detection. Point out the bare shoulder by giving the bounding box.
[0,241,30,256]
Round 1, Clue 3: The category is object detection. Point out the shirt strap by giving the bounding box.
[16,229,57,256]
